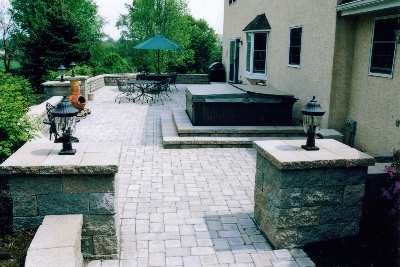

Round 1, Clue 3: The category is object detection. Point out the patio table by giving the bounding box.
[128,80,162,103]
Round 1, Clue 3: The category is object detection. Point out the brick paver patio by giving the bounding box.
[81,86,314,267]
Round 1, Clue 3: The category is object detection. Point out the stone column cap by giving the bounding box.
[42,81,71,87]
[254,139,375,170]
[0,139,121,175]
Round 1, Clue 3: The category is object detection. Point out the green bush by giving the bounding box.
[0,72,37,162]
[94,53,131,75]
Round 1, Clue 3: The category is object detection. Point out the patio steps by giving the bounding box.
[160,110,343,149]
[173,109,305,137]
[161,113,304,149]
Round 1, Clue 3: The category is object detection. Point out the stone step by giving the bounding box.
[25,215,84,267]
[173,109,306,137]
[161,113,304,148]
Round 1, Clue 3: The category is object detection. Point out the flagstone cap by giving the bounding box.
[254,139,375,170]
[0,139,121,175]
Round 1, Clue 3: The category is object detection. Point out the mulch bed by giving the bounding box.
[304,235,399,267]
[0,230,35,267]
[0,171,35,267]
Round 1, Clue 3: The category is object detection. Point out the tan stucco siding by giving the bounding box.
[223,0,338,127]
[329,16,357,131]
[346,15,400,154]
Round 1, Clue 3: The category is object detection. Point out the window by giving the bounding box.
[289,27,303,66]
[229,0,236,5]
[370,17,399,77]
[246,32,268,77]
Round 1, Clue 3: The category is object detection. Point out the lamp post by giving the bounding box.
[52,97,79,155]
[301,96,325,151]
[58,65,67,82]
[70,62,77,77]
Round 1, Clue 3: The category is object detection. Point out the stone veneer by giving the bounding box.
[0,141,121,260]
[253,139,375,248]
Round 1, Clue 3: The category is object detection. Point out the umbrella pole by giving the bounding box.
[157,50,160,74]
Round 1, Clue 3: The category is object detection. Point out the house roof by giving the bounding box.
[243,14,271,32]
[338,0,359,4]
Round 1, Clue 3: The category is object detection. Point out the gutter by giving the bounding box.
[337,0,400,15]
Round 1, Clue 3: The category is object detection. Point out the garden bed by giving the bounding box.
[0,230,35,267]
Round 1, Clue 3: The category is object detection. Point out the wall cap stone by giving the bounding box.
[0,140,121,175]
[42,81,71,87]
[254,139,375,170]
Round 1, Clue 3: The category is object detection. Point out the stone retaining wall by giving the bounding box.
[0,141,121,260]
[176,74,210,84]
[8,174,117,259]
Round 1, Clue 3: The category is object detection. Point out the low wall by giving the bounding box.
[176,74,209,84]
[43,73,209,97]
[0,141,121,260]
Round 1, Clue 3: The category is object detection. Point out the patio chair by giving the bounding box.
[144,82,166,104]
[43,103,58,141]
[115,79,132,103]
[169,73,178,91]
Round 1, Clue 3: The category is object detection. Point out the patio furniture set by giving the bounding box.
[115,74,178,104]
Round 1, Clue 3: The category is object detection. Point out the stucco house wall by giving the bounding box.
[345,14,400,154]
[223,0,400,154]
[223,0,338,127]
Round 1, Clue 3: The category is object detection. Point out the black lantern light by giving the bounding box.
[52,97,79,155]
[58,65,67,82]
[301,96,325,151]
[70,62,77,77]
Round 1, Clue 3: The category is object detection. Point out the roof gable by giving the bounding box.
[243,14,271,32]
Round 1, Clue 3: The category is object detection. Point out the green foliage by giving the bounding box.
[118,0,221,74]
[88,41,132,74]
[10,0,102,89]
[93,53,131,74]
[0,72,36,161]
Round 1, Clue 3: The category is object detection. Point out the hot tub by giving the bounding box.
[186,83,297,126]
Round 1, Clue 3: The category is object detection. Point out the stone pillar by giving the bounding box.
[0,141,121,260]
[42,81,71,98]
[253,139,375,249]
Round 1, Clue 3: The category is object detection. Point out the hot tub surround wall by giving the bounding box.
[186,84,297,126]
[0,141,121,260]
[253,139,375,248]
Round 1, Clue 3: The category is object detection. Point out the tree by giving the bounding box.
[10,0,102,88]
[183,16,222,73]
[118,0,222,74]
[118,0,192,73]
[0,0,17,72]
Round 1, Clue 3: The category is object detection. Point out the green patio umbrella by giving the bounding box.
[134,35,180,73]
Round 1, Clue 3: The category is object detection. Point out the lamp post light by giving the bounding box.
[301,96,325,151]
[52,97,79,155]
[70,62,77,77]
[58,65,67,82]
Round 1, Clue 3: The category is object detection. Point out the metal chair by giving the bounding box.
[43,103,58,141]
[169,73,178,91]
[115,79,132,103]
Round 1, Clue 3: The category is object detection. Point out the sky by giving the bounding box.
[95,0,224,40]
